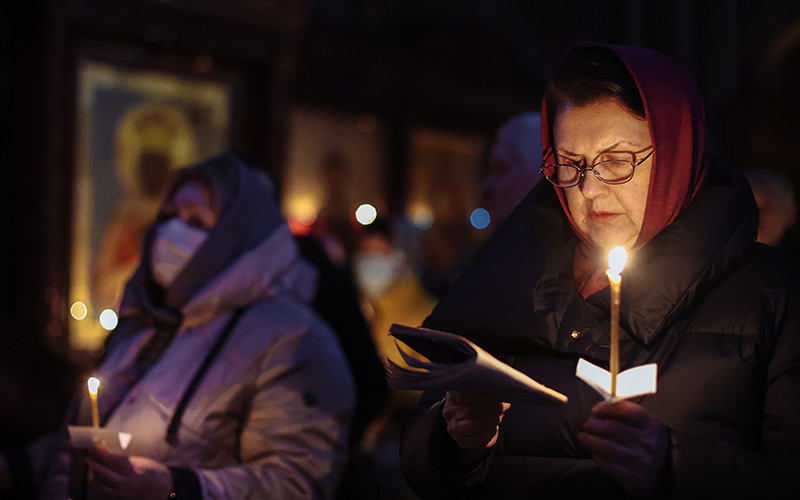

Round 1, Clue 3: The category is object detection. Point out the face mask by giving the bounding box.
[150,217,209,288]
[353,250,405,299]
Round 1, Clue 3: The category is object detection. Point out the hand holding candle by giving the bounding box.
[605,246,627,396]
[87,376,100,428]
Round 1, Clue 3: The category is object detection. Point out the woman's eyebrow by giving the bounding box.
[558,141,639,157]
[598,141,626,153]
[555,148,581,158]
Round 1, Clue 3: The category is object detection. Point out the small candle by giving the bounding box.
[87,376,100,428]
[606,246,628,397]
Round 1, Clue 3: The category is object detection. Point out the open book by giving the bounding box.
[575,358,657,402]
[386,324,568,405]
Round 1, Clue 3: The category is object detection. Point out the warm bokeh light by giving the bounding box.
[70,301,88,320]
[286,196,319,225]
[99,309,119,331]
[87,376,100,396]
[470,208,491,230]
[412,208,434,230]
[607,246,628,283]
[355,204,378,225]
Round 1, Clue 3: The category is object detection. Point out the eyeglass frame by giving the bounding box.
[539,149,654,188]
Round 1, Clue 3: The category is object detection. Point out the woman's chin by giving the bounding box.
[588,229,638,251]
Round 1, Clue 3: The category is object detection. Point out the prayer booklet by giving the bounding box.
[575,358,657,402]
[386,324,568,405]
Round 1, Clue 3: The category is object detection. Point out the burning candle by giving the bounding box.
[606,246,628,396]
[87,376,100,428]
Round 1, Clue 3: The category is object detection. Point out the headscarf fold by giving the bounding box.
[117,153,285,326]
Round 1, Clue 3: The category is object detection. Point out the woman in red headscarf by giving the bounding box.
[400,43,800,498]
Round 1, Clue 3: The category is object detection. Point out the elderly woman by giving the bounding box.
[480,111,543,231]
[40,153,355,499]
[400,43,800,498]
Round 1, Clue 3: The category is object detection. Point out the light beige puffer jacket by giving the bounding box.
[40,225,356,499]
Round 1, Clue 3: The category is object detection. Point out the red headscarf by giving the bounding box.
[541,43,710,296]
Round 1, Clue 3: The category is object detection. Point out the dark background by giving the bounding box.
[0,0,799,439]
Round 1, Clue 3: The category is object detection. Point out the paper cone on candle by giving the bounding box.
[67,425,133,453]
[575,358,657,402]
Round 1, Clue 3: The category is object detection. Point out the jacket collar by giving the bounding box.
[120,224,318,330]
[180,224,317,328]
[535,159,757,349]
[425,160,757,356]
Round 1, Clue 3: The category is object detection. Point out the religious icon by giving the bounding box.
[70,60,232,351]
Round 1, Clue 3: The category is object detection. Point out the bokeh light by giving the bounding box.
[412,208,434,230]
[70,301,88,320]
[355,204,378,225]
[470,208,491,230]
[287,196,319,225]
[99,309,119,331]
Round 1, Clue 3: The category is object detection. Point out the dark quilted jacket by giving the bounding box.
[401,160,800,499]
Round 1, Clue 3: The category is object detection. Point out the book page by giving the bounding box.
[386,324,568,405]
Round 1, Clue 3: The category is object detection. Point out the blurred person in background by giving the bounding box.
[744,170,798,236]
[312,150,356,268]
[233,151,388,460]
[480,112,544,232]
[38,152,355,499]
[352,217,436,500]
[744,169,800,280]
[744,169,797,246]
[419,113,544,301]
[293,232,389,500]
[354,217,438,365]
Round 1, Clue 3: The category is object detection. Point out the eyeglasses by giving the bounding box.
[539,150,653,188]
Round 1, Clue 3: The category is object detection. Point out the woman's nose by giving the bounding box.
[578,170,609,199]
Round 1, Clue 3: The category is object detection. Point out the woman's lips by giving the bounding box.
[588,211,620,223]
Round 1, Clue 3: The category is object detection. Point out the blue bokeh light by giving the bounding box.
[470,208,491,230]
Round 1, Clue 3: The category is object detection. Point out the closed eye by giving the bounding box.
[598,151,637,162]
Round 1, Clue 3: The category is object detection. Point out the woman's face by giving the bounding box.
[163,181,218,230]
[553,99,653,250]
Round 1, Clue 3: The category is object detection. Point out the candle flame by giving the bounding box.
[607,246,628,282]
[87,376,100,396]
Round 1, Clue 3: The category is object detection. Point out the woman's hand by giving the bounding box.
[443,391,511,464]
[577,400,670,497]
[87,446,172,500]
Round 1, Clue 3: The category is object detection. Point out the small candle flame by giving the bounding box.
[87,376,100,396]
[607,246,628,283]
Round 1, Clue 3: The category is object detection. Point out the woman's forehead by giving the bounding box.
[172,181,213,206]
[553,100,651,151]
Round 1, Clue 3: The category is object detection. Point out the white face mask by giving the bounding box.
[353,250,406,299]
[150,217,209,288]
